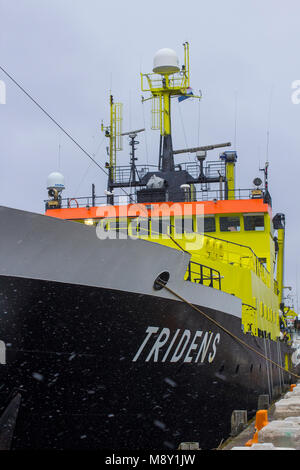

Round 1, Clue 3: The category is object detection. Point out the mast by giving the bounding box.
[102,44,234,204]
[141,42,201,173]
[101,95,123,204]
[161,76,173,171]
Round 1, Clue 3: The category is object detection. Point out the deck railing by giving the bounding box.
[185,260,222,290]
[45,186,263,210]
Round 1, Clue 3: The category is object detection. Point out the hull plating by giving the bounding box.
[0,275,292,450]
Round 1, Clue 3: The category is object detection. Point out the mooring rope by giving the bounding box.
[158,280,300,380]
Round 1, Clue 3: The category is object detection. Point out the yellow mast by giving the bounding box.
[101,94,123,199]
[226,159,236,200]
[141,42,201,171]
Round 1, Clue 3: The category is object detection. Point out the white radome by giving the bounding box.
[47,172,65,191]
[153,48,180,74]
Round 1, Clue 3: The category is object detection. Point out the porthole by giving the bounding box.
[153,271,170,291]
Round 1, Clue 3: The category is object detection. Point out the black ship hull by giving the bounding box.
[0,206,294,450]
[0,274,292,450]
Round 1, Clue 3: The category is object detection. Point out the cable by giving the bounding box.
[197,90,201,147]
[0,64,131,198]
[177,99,190,161]
[158,280,300,380]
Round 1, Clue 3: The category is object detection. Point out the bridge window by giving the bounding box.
[244,215,264,231]
[151,217,170,236]
[129,218,140,235]
[220,216,240,232]
[175,217,194,234]
[196,216,215,233]
[204,216,216,232]
[138,217,150,235]
[110,219,128,232]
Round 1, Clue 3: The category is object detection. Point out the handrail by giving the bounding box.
[202,232,270,276]
[185,260,222,290]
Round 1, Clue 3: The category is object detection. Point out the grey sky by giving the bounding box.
[0,0,300,304]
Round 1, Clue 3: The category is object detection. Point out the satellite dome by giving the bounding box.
[47,172,65,191]
[153,48,180,74]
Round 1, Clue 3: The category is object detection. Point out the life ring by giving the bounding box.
[68,198,79,208]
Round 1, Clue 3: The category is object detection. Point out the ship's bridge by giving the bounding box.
[45,197,273,274]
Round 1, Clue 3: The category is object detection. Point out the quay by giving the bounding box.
[220,381,300,450]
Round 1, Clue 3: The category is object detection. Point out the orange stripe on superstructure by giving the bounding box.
[45,207,100,220]
[45,198,271,220]
[197,198,271,216]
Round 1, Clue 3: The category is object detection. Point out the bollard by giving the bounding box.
[257,394,270,410]
[231,410,247,436]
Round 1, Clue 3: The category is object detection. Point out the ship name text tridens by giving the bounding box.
[133,326,220,363]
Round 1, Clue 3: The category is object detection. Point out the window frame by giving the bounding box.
[243,213,265,232]
[219,215,241,233]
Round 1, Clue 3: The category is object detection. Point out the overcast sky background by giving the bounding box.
[0,0,300,306]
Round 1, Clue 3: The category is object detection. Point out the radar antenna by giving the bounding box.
[121,128,145,187]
